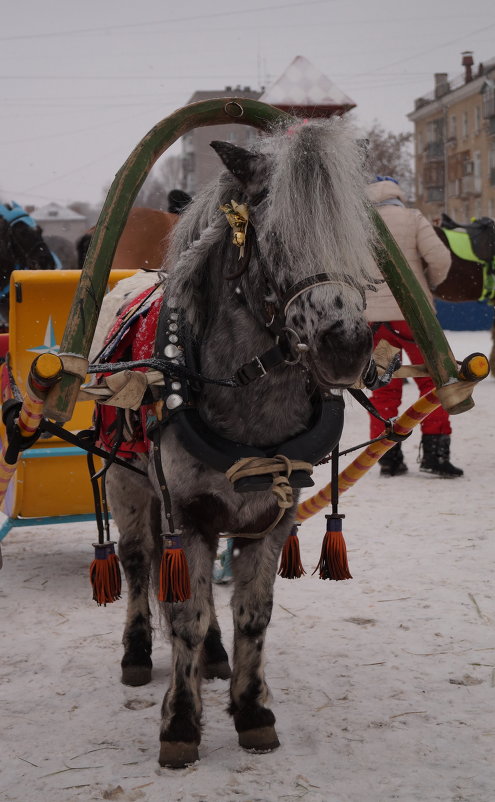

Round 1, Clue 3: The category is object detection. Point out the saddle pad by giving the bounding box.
[96,289,164,457]
[442,228,481,263]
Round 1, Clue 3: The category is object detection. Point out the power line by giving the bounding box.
[20,145,129,194]
[1,8,484,44]
[0,107,164,146]
[0,74,255,81]
[0,0,332,41]
[0,70,436,86]
[0,187,90,204]
[367,21,495,74]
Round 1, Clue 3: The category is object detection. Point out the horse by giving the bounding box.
[432,214,495,375]
[94,117,377,768]
[77,205,187,270]
[0,202,57,330]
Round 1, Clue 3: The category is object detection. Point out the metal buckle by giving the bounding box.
[279,327,308,365]
[253,356,267,376]
[237,355,267,385]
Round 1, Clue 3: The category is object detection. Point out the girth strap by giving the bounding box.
[225,454,313,539]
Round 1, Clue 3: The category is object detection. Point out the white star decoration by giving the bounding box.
[27,316,60,354]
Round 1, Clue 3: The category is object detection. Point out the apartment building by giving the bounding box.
[408,52,495,222]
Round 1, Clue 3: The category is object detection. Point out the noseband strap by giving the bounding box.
[224,205,368,382]
[282,273,366,314]
[248,230,364,337]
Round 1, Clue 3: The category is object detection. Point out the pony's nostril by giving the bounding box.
[320,322,344,349]
[320,324,346,350]
[318,321,373,380]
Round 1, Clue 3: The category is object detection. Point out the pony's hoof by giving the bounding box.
[121,665,152,686]
[159,740,199,769]
[202,660,232,680]
[238,725,280,752]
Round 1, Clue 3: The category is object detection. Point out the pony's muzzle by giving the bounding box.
[316,324,373,387]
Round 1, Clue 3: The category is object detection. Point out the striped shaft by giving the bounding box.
[17,387,45,438]
[296,390,440,522]
[0,457,17,496]
[0,353,63,506]
[0,388,45,505]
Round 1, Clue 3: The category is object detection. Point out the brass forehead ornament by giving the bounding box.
[220,200,249,258]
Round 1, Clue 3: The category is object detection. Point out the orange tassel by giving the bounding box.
[158,534,191,603]
[278,525,306,578]
[314,514,352,581]
[90,542,122,605]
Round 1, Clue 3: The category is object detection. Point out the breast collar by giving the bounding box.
[151,295,346,492]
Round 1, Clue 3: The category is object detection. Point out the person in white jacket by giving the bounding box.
[366,176,463,477]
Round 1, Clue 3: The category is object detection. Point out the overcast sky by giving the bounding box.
[2,0,494,208]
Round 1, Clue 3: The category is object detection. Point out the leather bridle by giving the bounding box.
[225,218,368,374]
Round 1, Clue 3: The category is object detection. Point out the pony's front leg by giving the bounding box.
[159,530,216,769]
[202,583,232,680]
[230,523,289,752]
[106,464,160,687]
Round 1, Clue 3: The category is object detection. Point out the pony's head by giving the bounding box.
[0,203,56,272]
[166,118,376,388]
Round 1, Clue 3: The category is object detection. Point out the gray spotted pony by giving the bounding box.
[92,117,378,768]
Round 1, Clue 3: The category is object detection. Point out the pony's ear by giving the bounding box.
[210,141,261,187]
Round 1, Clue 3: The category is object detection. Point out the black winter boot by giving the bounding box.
[378,442,408,476]
[419,434,463,477]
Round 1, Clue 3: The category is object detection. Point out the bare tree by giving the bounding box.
[362,121,414,200]
[68,201,101,227]
[134,155,184,210]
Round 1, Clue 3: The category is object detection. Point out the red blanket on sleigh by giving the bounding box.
[96,287,163,458]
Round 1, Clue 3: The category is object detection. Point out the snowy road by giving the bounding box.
[0,330,494,802]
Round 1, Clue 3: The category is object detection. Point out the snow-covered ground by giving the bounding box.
[0,330,494,802]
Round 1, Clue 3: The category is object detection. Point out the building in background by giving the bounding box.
[182,87,262,195]
[182,56,356,194]
[259,54,356,117]
[31,202,87,244]
[408,52,495,222]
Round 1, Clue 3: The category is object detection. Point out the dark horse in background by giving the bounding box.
[0,202,57,331]
[432,214,495,376]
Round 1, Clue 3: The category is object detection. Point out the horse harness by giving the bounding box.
[441,214,495,302]
[0,204,397,544]
[87,207,396,538]
[220,198,369,344]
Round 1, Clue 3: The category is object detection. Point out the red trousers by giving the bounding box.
[370,320,451,438]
